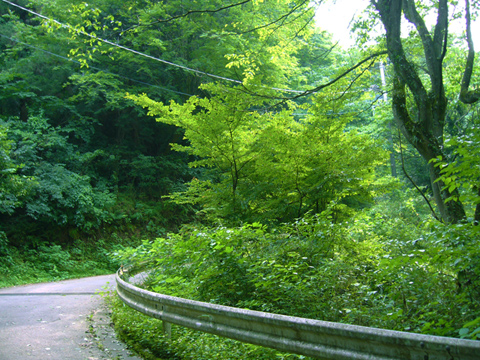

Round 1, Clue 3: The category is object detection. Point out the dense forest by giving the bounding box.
[1,0,479,358]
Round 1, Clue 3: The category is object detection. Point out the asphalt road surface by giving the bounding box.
[0,274,142,360]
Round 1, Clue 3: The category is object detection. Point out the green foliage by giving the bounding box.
[0,122,33,215]
[130,82,387,223]
[460,317,480,340]
[431,128,480,217]
[26,244,75,276]
[31,0,316,99]
[0,230,12,266]
[422,220,480,303]
[0,1,199,253]
[0,239,125,288]
[114,208,479,352]
[2,1,480,356]
[2,115,116,238]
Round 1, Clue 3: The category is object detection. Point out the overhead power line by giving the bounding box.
[1,0,304,94]
[0,33,194,97]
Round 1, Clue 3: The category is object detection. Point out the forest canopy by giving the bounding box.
[1,0,480,356]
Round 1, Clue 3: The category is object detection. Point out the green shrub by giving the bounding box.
[113,209,480,358]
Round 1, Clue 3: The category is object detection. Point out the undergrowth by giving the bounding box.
[0,236,130,288]
[108,294,304,360]
[0,193,188,288]
[111,208,480,359]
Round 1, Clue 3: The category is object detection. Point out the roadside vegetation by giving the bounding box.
[1,0,479,359]
[110,196,480,359]
[0,238,119,287]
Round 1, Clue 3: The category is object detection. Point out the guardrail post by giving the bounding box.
[162,321,172,338]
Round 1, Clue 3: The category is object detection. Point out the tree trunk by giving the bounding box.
[427,161,466,223]
[20,99,28,122]
[372,0,466,223]
[460,0,480,104]
[380,61,397,177]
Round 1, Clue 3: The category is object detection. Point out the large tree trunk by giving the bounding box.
[372,0,466,223]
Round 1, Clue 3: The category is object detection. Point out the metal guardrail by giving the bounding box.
[116,270,480,360]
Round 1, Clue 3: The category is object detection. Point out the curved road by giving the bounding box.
[0,275,142,360]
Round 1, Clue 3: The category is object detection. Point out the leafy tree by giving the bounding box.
[1,0,197,196]
[370,0,480,223]
[1,115,116,243]
[33,0,315,93]
[129,83,269,219]
[246,88,385,222]
[431,127,480,222]
[0,122,31,216]
[130,80,386,223]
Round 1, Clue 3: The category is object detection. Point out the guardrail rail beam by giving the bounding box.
[116,270,480,360]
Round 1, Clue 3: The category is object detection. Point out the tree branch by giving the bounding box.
[234,50,388,110]
[398,129,441,222]
[433,0,449,59]
[331,58,377,102]
[237,0,310,35]
[124,0,252,31]
[403,0,433,47]
[271,10,316,45]
[391,75,417,147]
[286,50,388,101]
[459,0,480,104]
[403,0,445,92]
[373,0,429,110]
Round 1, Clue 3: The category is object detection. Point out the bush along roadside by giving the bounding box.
[111,212,480,359]
[0,237,126,288]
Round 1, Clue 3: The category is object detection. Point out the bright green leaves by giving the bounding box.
[219,0,314,88]
[460,317,480,340]
[225,52,260,84]
[115,209,479,341]
[430,129,480,215]
[250,106,383,220]
[68,71,124,107]
[40,1,120,67]
[129,82,385,222]
[129,83,265,217]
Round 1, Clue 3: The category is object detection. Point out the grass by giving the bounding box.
[0,239,125,288]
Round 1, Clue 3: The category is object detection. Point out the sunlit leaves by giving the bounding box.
[431,128,480,214]
[130,79,385,222]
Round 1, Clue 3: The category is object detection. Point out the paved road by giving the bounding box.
[0,275,142,360]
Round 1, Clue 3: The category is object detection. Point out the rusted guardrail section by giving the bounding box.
[116,270,480,360]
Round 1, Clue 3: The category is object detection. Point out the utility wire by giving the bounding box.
[1,0,304,94]
[0,33,194,97]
